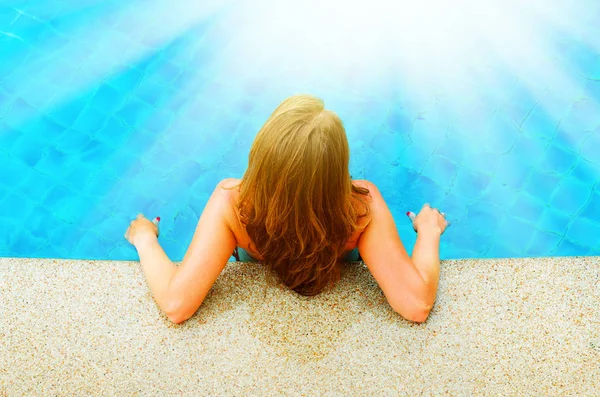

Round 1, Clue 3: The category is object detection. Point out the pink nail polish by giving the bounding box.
[156,217,161,222]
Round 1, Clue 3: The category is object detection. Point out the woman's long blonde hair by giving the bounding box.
[237,94,370,296]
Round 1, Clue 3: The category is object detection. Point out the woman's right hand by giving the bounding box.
[407,204,448,235]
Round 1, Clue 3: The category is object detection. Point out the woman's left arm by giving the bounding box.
[125,180,238,323]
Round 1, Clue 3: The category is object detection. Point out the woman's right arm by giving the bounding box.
[356,181,446,323]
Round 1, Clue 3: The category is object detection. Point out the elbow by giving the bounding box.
[162,286,206,325]
[166,312,189,325]
[164,299,192,325]
[404,304,432,323]
[391,298,434,324]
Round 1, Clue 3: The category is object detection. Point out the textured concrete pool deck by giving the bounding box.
[1,256,599,396]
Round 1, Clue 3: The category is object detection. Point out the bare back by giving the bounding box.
[219,178,372,261]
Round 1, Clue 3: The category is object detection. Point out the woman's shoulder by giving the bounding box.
[214,178,264,259]
[212,178,242,223]
[353,179,388,208]
[351,179,394,226]
[352,179,378,194]
[218,178,242,190]
[351,179,391,225]
[352,179,381,207]
[215,178,242,201]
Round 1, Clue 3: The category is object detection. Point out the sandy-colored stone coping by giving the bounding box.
[1,256,598,396]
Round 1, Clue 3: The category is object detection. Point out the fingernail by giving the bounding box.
[156,217,161,222]
[406,212,411,217]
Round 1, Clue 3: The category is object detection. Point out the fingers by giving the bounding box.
[132,214,159,223]
[408,205,450,228]
[420,204,445,216]
[438,211,451,229]
[126,215,160,242]
[420,204,444,216]
[413,204,442,215]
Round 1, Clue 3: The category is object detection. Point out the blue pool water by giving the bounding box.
[1,0,599,260]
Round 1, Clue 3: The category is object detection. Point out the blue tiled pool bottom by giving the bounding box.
[1,1,600,260]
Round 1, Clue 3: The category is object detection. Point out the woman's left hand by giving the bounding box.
[124,214,160,247]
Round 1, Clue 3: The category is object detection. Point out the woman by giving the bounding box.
[124,95,447,324]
